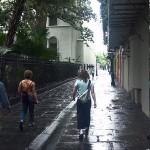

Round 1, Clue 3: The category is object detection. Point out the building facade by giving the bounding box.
[107,0,149,116]
[46,16,96,69]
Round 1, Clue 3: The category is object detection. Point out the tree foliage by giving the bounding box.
[97,52,107,66]
[0,0,96,47]
[11,28,59,60]
[4,0,26,47]
[0,32,6,46]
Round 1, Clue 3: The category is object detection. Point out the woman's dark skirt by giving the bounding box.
[76,99,91,129]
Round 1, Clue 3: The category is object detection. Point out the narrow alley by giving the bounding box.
[44,70,150,150]
[0,70,150,150]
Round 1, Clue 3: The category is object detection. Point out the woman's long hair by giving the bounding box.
[79,69,90,83]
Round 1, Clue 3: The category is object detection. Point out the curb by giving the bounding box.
[26,101,76,150]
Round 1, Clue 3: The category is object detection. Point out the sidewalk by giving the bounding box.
[47,70,150,150]
[0,79,76,150]
[1,70,150,150]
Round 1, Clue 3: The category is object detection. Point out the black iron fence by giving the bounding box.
[0,54,80,104]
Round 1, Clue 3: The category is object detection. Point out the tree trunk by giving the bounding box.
[4,0,26,47]
[35,2,48,47]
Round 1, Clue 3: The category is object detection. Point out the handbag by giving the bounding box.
[21,91,29,102]
[21,81,32,103]
[77,80,91,103]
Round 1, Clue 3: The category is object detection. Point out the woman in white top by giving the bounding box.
[72,69,96,141]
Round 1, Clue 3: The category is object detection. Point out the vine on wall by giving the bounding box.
[97,0,108,45]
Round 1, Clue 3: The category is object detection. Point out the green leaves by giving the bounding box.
[11,28,59,60]
[0,0,97,59]
[47,1,96,42]
[97,52,107,65]
[1,0,96,43]
[0,32,6,46]
[98,0,108,45]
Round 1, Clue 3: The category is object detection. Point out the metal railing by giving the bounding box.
[0,53,80,103]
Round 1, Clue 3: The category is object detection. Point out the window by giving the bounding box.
[49,15,57,26]
[49,37,57,51]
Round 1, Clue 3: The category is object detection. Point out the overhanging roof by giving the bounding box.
[108,0,148,49]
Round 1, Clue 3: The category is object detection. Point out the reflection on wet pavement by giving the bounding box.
[0,80,75,150]
[53,70,150,150]
[1,70,150,150]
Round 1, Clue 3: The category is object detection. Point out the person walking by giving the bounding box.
[18,70,39,131]
[77,65,82,79]
[91,67,95,80]
[72,69,97,141]
[0,67,11,116]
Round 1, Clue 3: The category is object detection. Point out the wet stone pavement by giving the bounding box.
[47,70,150,150]
[0,80,75,150]
[1,70,150,150]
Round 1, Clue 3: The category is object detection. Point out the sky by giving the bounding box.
[84,0,107,54]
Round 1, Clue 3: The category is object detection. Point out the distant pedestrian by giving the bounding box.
[91,67,95,80]
[18,70,39,131]
[72,69,97,141]
[77,65,82,79]
[0,67,11,116]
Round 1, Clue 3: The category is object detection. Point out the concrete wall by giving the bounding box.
[123,58,129,91]
[57,19,70,26]
[47,26,77,61]
[128,36,142,104]
[130,36,141,89]
[46,18,80,61]
[46,18,96,66]
[121,6,149,116]
[128,48,133,94]
[83,45,96,67]
[120,50,124,87]
[134,6,149,116]
[120,4,149,116]
[76,39,83,63]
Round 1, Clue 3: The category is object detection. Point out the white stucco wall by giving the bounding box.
[133,6,149,116]
[129,36,141,89]
[46,18,81,61]
[76,39,83,63]
[123,36,142,93]
[57,19,70,26]
[47,26,80,61]
[47,27,71,60]
[83,45,96,67]
[128,48,133,93]
[46,17,97,70]
[123,58,129,91]
[120,5,149,116]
